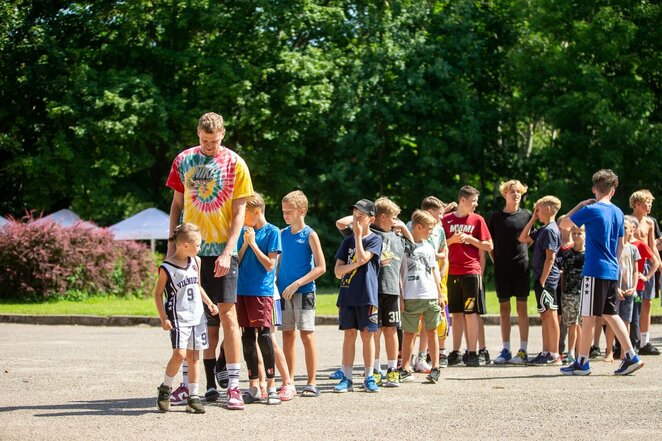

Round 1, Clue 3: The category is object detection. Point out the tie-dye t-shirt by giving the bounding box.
[166,146,254,256]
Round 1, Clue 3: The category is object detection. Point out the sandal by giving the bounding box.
[300,384,320,397]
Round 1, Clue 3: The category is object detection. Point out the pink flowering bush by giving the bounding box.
[0,219,155,301]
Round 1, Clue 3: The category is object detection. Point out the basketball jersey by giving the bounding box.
[160,257,206,327]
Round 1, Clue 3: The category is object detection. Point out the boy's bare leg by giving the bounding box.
[478,316,486,349]
[641,299,652,334]
[401,331,417,370]
[548,310,560,353]
[418,324,428,356]
[540,313,549,352]
[465,313,478,352]
[218,303,242,363]
[270,328,292,386]
[282,330,297,381]
[300,330,318,385]
[568,324,580,354]
[360,329,376,376]
[603,314,636,355]
[593,317,603,348]
[383,326,398,364]
[341,329,357,377]
[579,316,597,358]
[499,300,511,345]
[426,329,440,368]
[516,300,529,345]
[373,329,382,369]
[166,349,187,377]
[185,349,201,395]
[451,312,464,351]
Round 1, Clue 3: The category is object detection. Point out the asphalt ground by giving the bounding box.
[1,323,661,441]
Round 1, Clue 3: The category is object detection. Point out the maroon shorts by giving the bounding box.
[236,296,274,328]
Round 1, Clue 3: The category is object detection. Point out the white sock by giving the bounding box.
[189,383,199,397]
[365,367,373,379]
[163,374,176,387]
[503,342,511,351]
[440,348,447,355]
[341,365,352,379]
[387,359,397,369]
[569,350,575,357]
[626,349,637,360]
[520,341,528,351]
[226,363,241,389]
[374,358,381,371]
[182,362,189,387]
[550,352,559,359]
[641,332,650,346]
[247,386,259,398]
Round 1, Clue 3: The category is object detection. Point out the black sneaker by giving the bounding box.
[613,346,621,359]
[466,352,479,367]
[186,395,206,414]
[447,350,462,366]
[526,352,547,365]
[204,387,220,402]
[462,350,468,364]
[426,367,441,384]
[157,384,172,412]
[398,368,414,383]
[589,345,601,359]
[637,342,660,355]
[478,348,491,365]
[439,352,449,368]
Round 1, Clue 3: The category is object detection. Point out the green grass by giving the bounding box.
[1,290,660,317]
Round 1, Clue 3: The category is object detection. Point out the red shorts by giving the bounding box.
[236,296,274,328]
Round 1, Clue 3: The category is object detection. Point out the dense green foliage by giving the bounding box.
[2,1,661,284]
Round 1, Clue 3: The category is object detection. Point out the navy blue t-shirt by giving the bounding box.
[530,222,561,289]
[335,232,382,307]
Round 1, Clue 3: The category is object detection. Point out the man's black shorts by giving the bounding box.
[200,255,239,326]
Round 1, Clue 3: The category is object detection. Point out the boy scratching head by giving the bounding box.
[534,196,561,223]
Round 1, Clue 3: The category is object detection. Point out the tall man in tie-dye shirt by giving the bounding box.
[166,112,254,410]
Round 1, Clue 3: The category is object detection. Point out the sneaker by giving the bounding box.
[439,352,449,368]
[509,349,528,365]
[363,375,380,393]
[546,353,562,366]
[372,369,385,385]
[426,367,441,384]
[279,385,296,401]
[215,366,229,389]
[398,368,414,383]
[267,390,282,405]
[413,357,432,373]
[204,387,219,402]
[526,352,548,366]
[157,384,171,412]
[186,395,206,414]
[328,369,344,380]
[589,345,601,359]
[465,352,479,367]
[560,360,591,376]
[169,383,189,405]
[334,376,354,393]
[383,368,400,387]
[242,388,263,404]
[447,350,462,366]
[614,355,644,375]
[613,347,621,360]
[462,350,468,365]
[226,387,245,410]
[637,342,661,356]
[494,348,512,365]
[566,354,576,365]
[478,348,491,365]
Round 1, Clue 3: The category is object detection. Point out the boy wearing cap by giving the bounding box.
[333,199,383,393]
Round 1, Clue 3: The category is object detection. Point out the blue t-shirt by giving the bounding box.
[237,223,282,296]
[530,222,561,289]
[570,202,624,280]
[335,232,382,307]
[278,225,316,294]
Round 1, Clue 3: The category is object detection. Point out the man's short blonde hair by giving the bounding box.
[535,195,561,214]
[411,209,436,227]
[246,192,265,212]
[198,112,225,134]
[282,190,308,212]
[499,180,528,197]
[375,197,401,217]
[629,189,654,209]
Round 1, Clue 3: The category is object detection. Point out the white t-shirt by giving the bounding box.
[401,241,440,300]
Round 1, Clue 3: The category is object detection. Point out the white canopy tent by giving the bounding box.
[38,209,97,229]
[0,216,9,227]
[109,208,170,252]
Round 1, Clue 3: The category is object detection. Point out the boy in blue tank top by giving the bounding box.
[277,190,326,397]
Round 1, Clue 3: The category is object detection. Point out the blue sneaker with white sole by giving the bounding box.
[614,355,644,376]
[494,348,512,365]
[560,360,591,376]
[334,376,354,393]
[328,369,344,380]
[363,375,379,393]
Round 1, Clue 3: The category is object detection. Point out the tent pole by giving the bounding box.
[151,239,156,253]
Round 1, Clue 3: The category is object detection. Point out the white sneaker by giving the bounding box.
[413,356,432,373]
[494,348,512,364]
[509,349,528,365]
[169,383,189,405]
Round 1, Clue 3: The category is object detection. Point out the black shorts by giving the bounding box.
[448,274,481,315]
[534,281,558,313]
[580,276,618,317]
[494,270,530,302]
[201,255,239,326]
[378,294,400,328]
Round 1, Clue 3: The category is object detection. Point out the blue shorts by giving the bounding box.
[338,304,379,332]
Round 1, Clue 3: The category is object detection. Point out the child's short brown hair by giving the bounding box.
[411,209,436,228]
[629,189,654,209]
[169,223,201,243]
[458,185,480,201]
[535,195,562,214]
[198,112,225,134]
[282,190,308,212]
[375,197,401,217]
[246,192,266,212]
[499,180,528,197]
[592,169,619,194]
[420,196,443,211]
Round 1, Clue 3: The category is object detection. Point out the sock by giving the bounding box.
[364,367,372,379]
[578,355,588,366]
[417,351,426,363]
[226,363,241,389]
[550,352,559,359]
[503,342,511,351]
[182,362,189,387]
[520,341,528,351]
[387,359,397,370]
[341,365,352,379]
[440,348,447,355]
[641,332,650,346]
[189,383,199,397]
[626,349,637,360]
[268,387,277,395]
[247,386,259,398]
[374,358,381,371]
[163,374,176,387]
[569,349,575,357]
[203,359,216,390]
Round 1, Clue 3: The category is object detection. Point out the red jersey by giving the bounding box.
[442,212,492,275]
[631,239,654,291]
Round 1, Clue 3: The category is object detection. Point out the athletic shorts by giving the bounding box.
[378,294,400,328]
[494,270,530,302]
[201,256,239,326]
[273,299,283,327]
[338,304,379,332]
[401,299,441,333]
[561,290,581,325]
[616,295,634,323]
[170,322,209,350]
[236,295,273,328]
[640,263,656,300]
[436,304,450,337]
[448,274,481,315]
[580,276,618,317]
[281,292,316,331]
[534,281,559,313]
